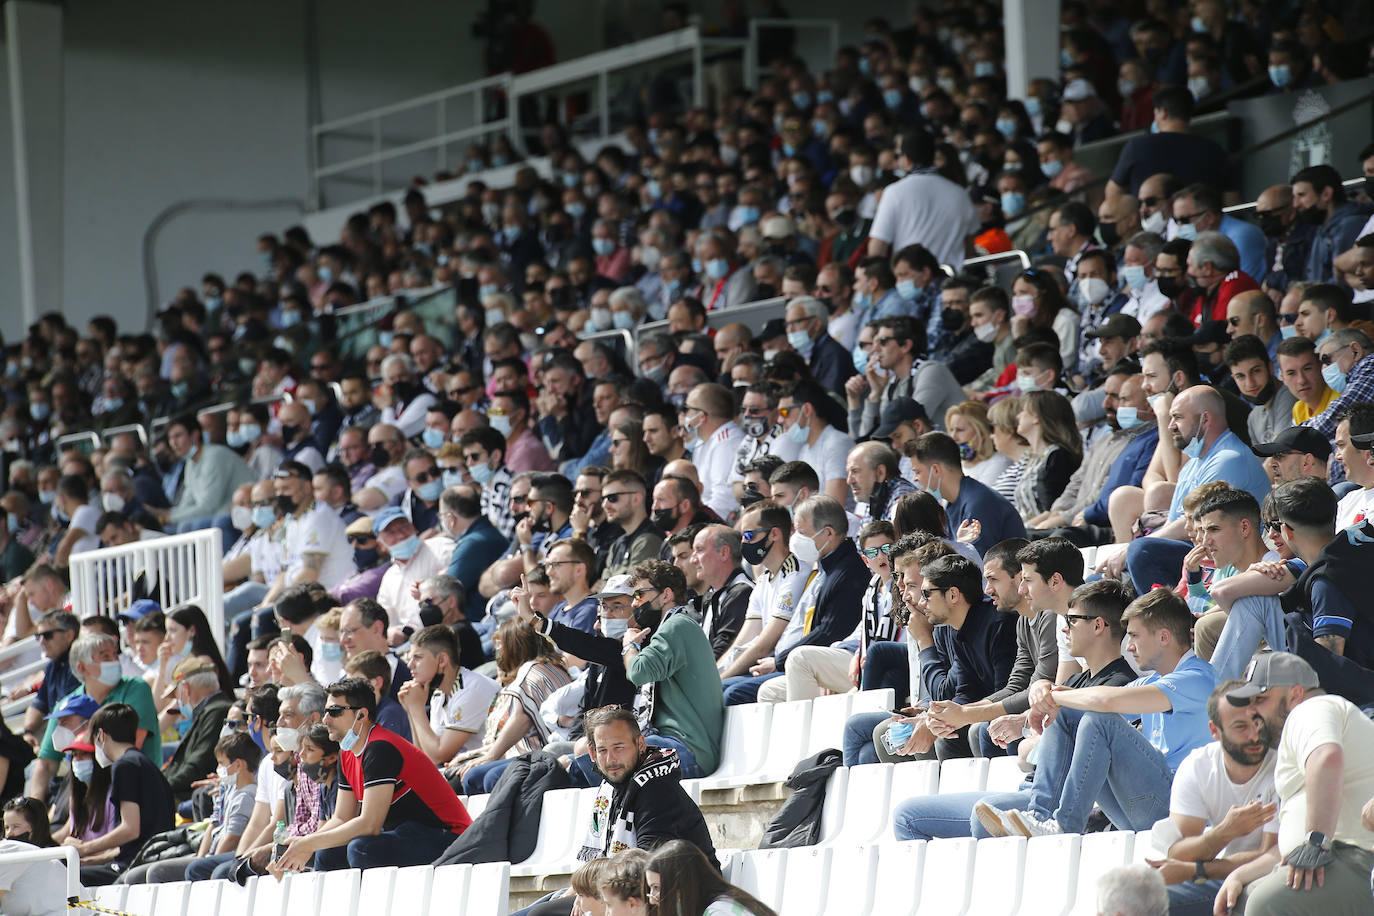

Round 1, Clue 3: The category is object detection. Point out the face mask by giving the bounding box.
[317,265,335,284]
[101,492,126,514]
[705,258,730,280]
[349,541,381,570]
[1118,78,1139,98]
[974,60,997,78]
[1141,210,1166,235]
[302,759,334,783]
[586,307,612,331]
[1121,264,1148,292]
[238,423,262,444]
[1297,206,1325,227]
[791,90,812,110]
[650,507,677,530]
[417,479,443,502]
[321,641,344,663]
[275,494,297,516]
[896,279,920,300]
[936,77,957,93]
[1187,76,1211,100]
[600,617,630,640]
[789,530,822,565]
[252,505,276,528]
[94,739,112,769]
[613,311,637,330]
[178,694,195,721]
[216,765,231,782]
[642,361,667,385]
[281,422,303,443]
[422,427,447,449]
[1177,222,1199,241]
[592,238,615,256]
[850,165,874,187]
[1157,276,1184,300]
[785,418,810,443]
[275,726,301,753]
[1280,324,1298,339]
[273,757,294,779]
[489,414,514,437]
[388,534,420,561]
[1016,373,1042,393]
[1115,406,1142,429]
[485,308,507,327]
[1191,15,1207,33]
[468,459,496,486]
[239,357,258,376]
[883,89,903,109]
[1182,415,1207,459]
[73,758,95,783]
[973,321,999,343]
[6,515,17,535]
[742,416,770,440]
[853,348,869,373]
[1040,156,1066,179]
[741,534,771,566]
[52,725,77,752]
[957,442,977,462]
[1078,277,1112,307]
[1001,192,1026,217]
[280,310,302,329]
[1011,295,1036,317]
[1268,64,1292,88]
[566,201,586,219]
[338,714,364,752]
[1322,362,1347,394]
[30,403,50,422]
[940,310,965,331]
[787,330,812,350]
[97,660,123,687]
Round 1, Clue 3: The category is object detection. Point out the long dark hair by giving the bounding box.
[647,840,779,916]
[168,603,237,694]
[69,753,114,837]
[891,491,950,541]
[3,797,55,847]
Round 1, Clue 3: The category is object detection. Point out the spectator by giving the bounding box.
[776,381,854,505]
[1277,336,1335,431]
[690,525,751,659]
[19,609,80,750]
[645,840,778,916]
[1225,334,1295,448]
[543,538,600,633]
[338,598,412,698]
[1292,164,1373,284]
[1012,391,1084,521]
[490,389,556,473]
[867,129,979,270]
[396,625,499,766]
[1107,87,1232,202]
[373,507,454,633]
[342,650,411,739]
[161,657,233,803]
[1173,183,1268,283]
[909,432,1026,556]
[274,676,471,871]
[684,383,744,520]
[438,483,506,619]
[601,470,664,580]
[783,296,854,392]
[158,413,255,535]
[1187,231,1260,327]
[845,441,916,528]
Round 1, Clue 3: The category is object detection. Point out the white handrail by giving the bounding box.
[68,529,226,651]
[1222,175,1365,214]
[0,843,82,902]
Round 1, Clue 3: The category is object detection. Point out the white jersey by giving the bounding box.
[284,502,352,589]
[693,420,745,519]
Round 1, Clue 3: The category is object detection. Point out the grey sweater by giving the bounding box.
[981,609,1058,716]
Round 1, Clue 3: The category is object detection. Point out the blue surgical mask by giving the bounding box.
[321,642,344,662]
[734,205,760,225]
[785,420,810,443]
[896,279,919,300]
[1177,223,1198,241]
[280,310,302,329]
[97,660,123,687]
[1041,158,1063,179]
[469,461,494,485]
[417,479,443,502]
[30,403,50,422]
[613,312,636,330]
[72,758,95,783]
[489,414,513,438]
[792,91,812,109]
[422,427,447,449]
[883,89,903,109]
[566,202,586,219]
[1268,65,1292,88]
[1182,416,1207,459]
[706,258,730,280]
[853,348,868,373]
[317,265,334,284]
[252,505,277,529]
[1322,362,1347,394]
[1280,325,1298,339]
[787,330,812,350]
[592,238,615,256]
[1001,192,1026,217]
[6,515,18,534]
[1024,97,1042,118]
[600,617,629,639]
[1122,265,1148,291]
[240,423,262,444]
[1115,406,1142,429]
[974,61,997,78]
[177,697,195,721]
[338,717,362,752]
[388,534,421,561]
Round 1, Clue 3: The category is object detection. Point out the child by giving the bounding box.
[569,858,608,916]
[599,849,650,916]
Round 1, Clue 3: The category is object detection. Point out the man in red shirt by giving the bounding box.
[1187,231,1259,326]
[274,677,470,871]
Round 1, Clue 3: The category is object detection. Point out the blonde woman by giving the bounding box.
[987,396,1030,504]
[1013,390,1084,520]
[944,401,1011,489]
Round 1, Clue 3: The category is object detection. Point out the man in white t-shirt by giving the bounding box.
[1217,653,1374,915]
[777,382,854,505]
[1333,409,1374,528]
[273,462,352,591]
[52,474,101,566]
[718,502,812,679]
[372,507,454,633]
[866,129,979,270]
[684,382,744,520]
[397,624,498,765]
[1143,681,1279,916]
[0,840,67,916]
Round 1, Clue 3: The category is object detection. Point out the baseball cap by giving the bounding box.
[117,598,162,624]
[346,515,376,537]
[1251,426,1332,461]
[1085,313,1142,341]
[761,215,795,239]
[1183,319,1230,348]
[873,397,929,439]
[754,318,787,349]
[47,694,100,721]
[589,574,636,602]
[65,729,97,754]
[1062,78,1096,102]
[371,507,409,536]
[1225,652,1320,700]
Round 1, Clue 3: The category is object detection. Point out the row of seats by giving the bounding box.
[727,828,1165,916]
[86,861,512,916]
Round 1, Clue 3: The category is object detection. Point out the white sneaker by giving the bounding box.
[1004,809,1064,838]
[973,800,1020,838]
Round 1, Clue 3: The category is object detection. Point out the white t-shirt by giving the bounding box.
[376,536,455,629]
[743,555,812,623]
[250,529,286,582]
[1170,741,1278,858]
[1336,485,1373,530]
[429,668,501,754]
[799,425,855,490]
[868,171,980,269]
[69,503,102,555]
[1274,693,1374,855]
[255,754,288,805]
[692,420,745,519]
[0,840,67,916]
[365,465,409,502]
[285,502,352,588]
[730,430,801,485]
[775,566,824,658]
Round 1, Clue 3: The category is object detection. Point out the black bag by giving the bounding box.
[757,748,843,849]
[127,822,206,868]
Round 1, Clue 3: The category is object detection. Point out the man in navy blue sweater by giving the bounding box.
[910,432,1026,556]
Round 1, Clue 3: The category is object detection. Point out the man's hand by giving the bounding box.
[535,389,567,420]
[749,657,777,677]
[61,836,88,856]
[622,627,650,652]
[510,575,535,625]
[905,605,934,645]
[386,625,409,648]
[569,504,592,537]
[1281,840,1333,891]
[1146,857,1198,886]
[275,833,316,873]
[1247,560,1290,580]
[514,516,535,548]
[1214,872,1245,915]
[1097,548,1127,580]
[1214,801,1277,841]
[987,714,1027,748]
[895,715,937,754]
[848,651,862,688]
[956,519,981,545]
[1362,795,1374,832]
[843,374,869,408]
[397,680,426,712]
[864,363,887,401]
[927,700,971,731]
[1184,542,1212,575]
[1071,511,1087,527]
[268,641,310,685]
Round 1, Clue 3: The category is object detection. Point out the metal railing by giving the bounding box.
[0,843,81,903]
[1223,175,1367,215]
[310,73,513,209]
[743,18,839,88]
[69,528,226,650]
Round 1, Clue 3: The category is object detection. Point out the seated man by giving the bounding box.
[73,703,176,886]
[275,677,472,871]
[909,431,1026,556]
[717,502,812,680]
[979,588,1216,838]
[1181,489,1268,664]
[161,657,233,803]
[892,579,1137,842]
[1144,681,1278,916]
[397,625,499,767]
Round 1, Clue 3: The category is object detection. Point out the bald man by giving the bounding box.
[1097,194,1142,253]
[713,322,754,375]
[1136,173,1177,236]
[1123,385,1272,595]
[1225,288,1282,361]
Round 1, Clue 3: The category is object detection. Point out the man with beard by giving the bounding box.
[535,353,598,463]
[1143,680,1278,916]
[730,383,800,505]
[845,441,915,528]
[651,476,713,562]
[1214,653,1374,915]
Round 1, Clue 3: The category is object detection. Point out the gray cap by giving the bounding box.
[1225,652,1320,700]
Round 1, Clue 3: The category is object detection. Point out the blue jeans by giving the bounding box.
[1167,879,1223,916]
[313,820,459,870]
[224,580,270,618]
[1027,707,1173,833]
[184,851,237,881]
[462,758,514,794]
[1211,595,1289,680]
[1125,537,1192,596]
[843,711,891,766]
[722,672,782,705]
[861,640,910,700]
[892,790,1033,841]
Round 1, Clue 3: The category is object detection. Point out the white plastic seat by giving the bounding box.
[184,879,222,916]
[822,762,893,846]
[880,760,943,841]
[431,863,473,909]
[93,885,128,913]
[251,871,288,916]
[1080,547,1097,578]
[968,836,1027,916]
[215,877,254,916]
[680,778,702,803]
[1017,833,1082,916]
[467,862,511,916]
[850,687,896,715]
[820,843,880,916]
[911,837,977,916]
[319,869,362,916]
[151,880,190,916]
[816,766,849,842]
[875,840,929,916]
[732,849,787,911]
[780,846,833,916]
[938,757,989,794]
[707,698,811,787]
[285,870,325,914]
[1069,832,1135,916]
[121,885,159,916]
[356,865,399,916]
[1133,829,1163,863]
[986,755,1031,793]
[705,702,773,780]
[804,693,854,757]
[511,788,583,875]
[391,863,435,913]
[465,792,491,819]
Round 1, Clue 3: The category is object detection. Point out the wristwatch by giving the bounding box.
[1191,861,1209,884]
[1306,830,1331,851]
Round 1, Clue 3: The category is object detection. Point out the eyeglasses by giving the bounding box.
[573,488,600,500]
[919,587,946,600]
[222,720,250,731]
[1173,211,1204,225]
[741,527,770,543]
[1262,520,1284,533]
[1064,614,1100,625]
[543,559,581,568]
[323,705,362,718]
[346,534,375,545]
[1318,344,1351,366]
[777,405,795,418]
[632,588,660,603]
[34,630,61,642]
[875,336,897,347]
[862,544,895,559]
[1278,313,1298,325]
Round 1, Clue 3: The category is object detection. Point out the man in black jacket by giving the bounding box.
[162,658,233,804]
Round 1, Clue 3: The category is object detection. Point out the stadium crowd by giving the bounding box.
[4,2,1374,915]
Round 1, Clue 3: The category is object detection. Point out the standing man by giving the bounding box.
[867,129,979,269]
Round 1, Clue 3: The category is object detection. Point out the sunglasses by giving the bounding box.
[919,587,946,600]
[411,468,440,484]
[1278,313,1298,325]
[632,588,660,603]
[862,544,894,559]
[601,492,631,504]
[1064,614,1100,625]
[346,534,375,545]
[1318,344,1351,366]
[741,528,770,543]
[35,630,62,642]
[323,705,362,718]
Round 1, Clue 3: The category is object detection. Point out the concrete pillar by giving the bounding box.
[1004,0,1061,104]
[6,0,64,328]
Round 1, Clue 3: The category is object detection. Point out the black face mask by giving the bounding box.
[1098,221,1120,248]
[275,494,297,515]
[1257,212,1286,238]
[832,208,858,229]
[280,424,300,443]
[417,599,444,628]
[940,309,965,331]
[756,283,777,300]
[1243,376,1278,406]
[531,512,551,533]
[370,444,391,467]
[353,546,380,570]
[632,597,664,633]
[650,507,678,530]
[740,534,771,566]
[1296,206,1325,226]
[273,756,294,780]
[7,832,29,843]
[301,759,335,783]
[1157,276,1184,300]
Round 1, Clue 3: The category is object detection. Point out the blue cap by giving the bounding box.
[117,599,162,624]
[372,507,409,536]
[48,693,100,721]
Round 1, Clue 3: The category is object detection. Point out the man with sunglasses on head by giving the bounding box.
[272,676,470,872]
[373,507,454,637]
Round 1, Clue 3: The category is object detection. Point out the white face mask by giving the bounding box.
[973,321,998,343]
[94,735,113,769]
[789,529,823,564]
